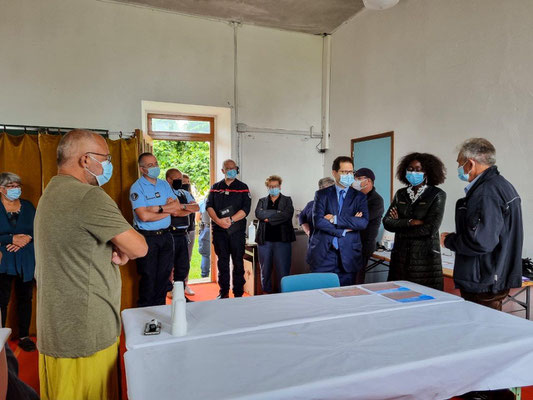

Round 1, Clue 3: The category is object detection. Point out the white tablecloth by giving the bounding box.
[122,281,462,350]
[124,298,533,400]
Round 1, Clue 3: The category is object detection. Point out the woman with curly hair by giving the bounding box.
[383,153,447,290]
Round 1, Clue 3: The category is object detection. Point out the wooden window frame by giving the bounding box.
[147,113,215,142]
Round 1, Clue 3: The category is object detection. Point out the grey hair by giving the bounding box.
[0,172,21,187]
[318,177,335,190]
[458,138,496,166]
[222,159,236,169]
[57,129,96,167]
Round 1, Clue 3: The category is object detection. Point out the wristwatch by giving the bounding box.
[158,205,164,214]
[230,217,235,225]
[182,204,187,210]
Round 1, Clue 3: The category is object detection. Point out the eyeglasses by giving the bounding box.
[338,170,354,175]
[141,162,159,168]
[86,152,112,162]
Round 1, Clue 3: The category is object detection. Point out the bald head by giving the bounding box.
[57,130,107,167]
[165,168,182,181]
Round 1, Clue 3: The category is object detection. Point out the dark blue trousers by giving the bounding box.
[258,241,292,293]
[136,232,174,307]
[313,247,354,287]
[172,233,191,283]
[212,229,246,296]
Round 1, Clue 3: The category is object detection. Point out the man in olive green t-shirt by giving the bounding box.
[34,130,148,400]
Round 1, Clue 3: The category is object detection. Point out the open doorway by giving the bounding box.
[148,113,215,284]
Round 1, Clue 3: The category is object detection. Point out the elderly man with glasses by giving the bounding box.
[34,130,147,400]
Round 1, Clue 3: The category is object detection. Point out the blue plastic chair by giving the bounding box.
[280,273,340,293]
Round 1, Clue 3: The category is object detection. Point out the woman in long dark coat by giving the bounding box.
[383,153,447,290]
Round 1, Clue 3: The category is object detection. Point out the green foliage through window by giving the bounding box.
[153,140,211,198]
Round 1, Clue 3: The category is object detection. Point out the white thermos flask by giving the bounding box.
[171,281,187,336]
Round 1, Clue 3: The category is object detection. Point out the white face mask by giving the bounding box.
[352,178,368,191]
[352,180,363,191]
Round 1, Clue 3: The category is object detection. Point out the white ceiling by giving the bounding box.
[109,0,365,35]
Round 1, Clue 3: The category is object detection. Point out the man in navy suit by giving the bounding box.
[306,156,369,286]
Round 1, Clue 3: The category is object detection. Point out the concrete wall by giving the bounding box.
[328,0,533,255]
[0,0,324,216]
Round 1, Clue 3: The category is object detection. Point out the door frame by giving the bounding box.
[351,131,394,202]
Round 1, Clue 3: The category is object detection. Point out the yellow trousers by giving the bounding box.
[39,339,119,400]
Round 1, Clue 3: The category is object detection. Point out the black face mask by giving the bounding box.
[181,184,191,192]
[172,179,182,190]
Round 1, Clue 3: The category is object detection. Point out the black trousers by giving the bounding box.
[136,232,174,307]
[212,229,246,296]
[0,273,33,338]
[172,233,191,283]
[355,252,373,285]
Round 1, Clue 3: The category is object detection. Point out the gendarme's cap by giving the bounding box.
[354,168,376,182]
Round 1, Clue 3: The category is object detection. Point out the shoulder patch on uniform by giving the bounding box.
[131,193,139,201]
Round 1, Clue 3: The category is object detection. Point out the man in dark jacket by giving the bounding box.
[207,159,251,299]
[353,168,384,284]
[442,138,523,311]
[299,177,335,238]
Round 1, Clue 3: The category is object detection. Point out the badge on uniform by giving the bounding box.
[131,193,139,201]
[225,191,229,195]
[155,192,160,198]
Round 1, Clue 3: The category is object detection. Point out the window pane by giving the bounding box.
[151,118,210,134]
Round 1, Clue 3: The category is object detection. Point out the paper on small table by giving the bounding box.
[381,289,435,303]
[321,287,372,298]
[362,283,435,303]
[361,282,401,292]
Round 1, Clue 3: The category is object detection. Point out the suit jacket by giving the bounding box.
[255,194,296,245]
[306,185,369,273]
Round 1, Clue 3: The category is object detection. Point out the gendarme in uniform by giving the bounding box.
[169,187,195,284]
[130,175,176,307]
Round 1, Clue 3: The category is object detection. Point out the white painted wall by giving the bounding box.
[235,24,324,221]
[328,0,533,255]
[0,0,324,216]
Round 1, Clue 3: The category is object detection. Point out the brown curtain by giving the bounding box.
[0,134,42,207]
[1,131,140,336]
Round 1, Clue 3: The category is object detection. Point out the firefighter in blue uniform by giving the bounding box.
[130,153,181,307]
[206,159,251,299]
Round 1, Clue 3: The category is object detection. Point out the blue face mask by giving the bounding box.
[458,161,470,182]
[87,156,113,186]
[339,173,355,188]
[268,188,280,197]
[226,169,238,179]
[5,188,21,201]
[406,171,425,186]
[146,166,160,179]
